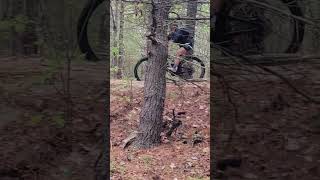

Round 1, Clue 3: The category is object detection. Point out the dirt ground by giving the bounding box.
[110,80,210,180]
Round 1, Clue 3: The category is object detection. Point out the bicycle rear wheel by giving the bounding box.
[220,0,304,54]
[77,0,106,61]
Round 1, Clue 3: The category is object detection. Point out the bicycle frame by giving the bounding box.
[167,55,206,69]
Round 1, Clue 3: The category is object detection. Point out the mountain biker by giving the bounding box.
[167,23,194,73]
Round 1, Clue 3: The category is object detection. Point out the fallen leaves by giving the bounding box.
[111,81,209,179]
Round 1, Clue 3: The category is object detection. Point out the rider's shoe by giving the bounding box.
[168,65,178,73]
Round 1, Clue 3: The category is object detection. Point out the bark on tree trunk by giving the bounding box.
[134,0,172,148]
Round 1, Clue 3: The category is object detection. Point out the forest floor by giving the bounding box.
[110,80,210,180]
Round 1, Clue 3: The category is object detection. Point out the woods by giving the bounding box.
[108,0,210,79]
[0,0,319,179]
[110,0,210,178]
[108,0,210,150]
[133,0,171,148]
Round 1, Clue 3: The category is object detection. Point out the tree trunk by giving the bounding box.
[186,0,198,38]
[117,0,125,79]
[134,0,172,148]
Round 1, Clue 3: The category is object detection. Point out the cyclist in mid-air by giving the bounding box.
[167,23,194,73]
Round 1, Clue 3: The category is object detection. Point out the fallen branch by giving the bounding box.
[121,131,138,149]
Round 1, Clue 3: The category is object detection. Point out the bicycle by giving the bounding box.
[213,0,305,54]
[133,43,206,81]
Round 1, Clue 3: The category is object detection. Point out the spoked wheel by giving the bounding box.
[134,57,206,81]
[220,0,304,54]
[77,0,106,61]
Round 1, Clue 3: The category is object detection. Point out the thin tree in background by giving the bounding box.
[111,0,119,77]
[117,0,125,78]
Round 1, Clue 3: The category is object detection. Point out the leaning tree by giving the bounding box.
[133,0,172,148]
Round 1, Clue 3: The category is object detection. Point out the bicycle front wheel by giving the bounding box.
[134,57,148,81]
[221,0,305,54]
[77,0,106,61]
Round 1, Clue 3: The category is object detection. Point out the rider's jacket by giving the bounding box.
[168,28,194,50]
